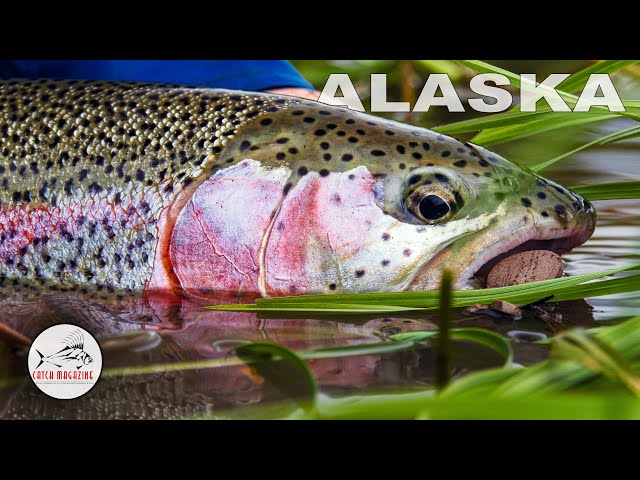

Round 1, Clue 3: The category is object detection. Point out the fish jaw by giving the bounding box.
[408,180,596,290]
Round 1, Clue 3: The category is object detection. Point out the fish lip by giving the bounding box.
[454,224,594,288]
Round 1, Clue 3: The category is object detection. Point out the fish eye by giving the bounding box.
[401,169,466,224]
[419,195,451,220]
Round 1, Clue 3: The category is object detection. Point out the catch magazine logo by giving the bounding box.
[28,324,102,399]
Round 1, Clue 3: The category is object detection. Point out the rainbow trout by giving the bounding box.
[0,79,595,297]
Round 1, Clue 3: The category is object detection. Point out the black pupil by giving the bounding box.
[419,195,450,220]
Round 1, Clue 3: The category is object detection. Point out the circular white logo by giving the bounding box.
[28,324,102,400]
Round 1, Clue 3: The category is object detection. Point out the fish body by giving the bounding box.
[0,79,596,296]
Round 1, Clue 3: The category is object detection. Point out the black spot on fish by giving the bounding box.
[412,152,422,160]
[537,192,547,199]
[409,174,422,185]
[298,166,308,176]
[276,152,286,160]
[348,137,358,143]
[283,183,292,195]
[434,174,449,183]
[478,159,489,167]
[403,249,412,257]
[342,154,353,162]
[303,117,315,123]
[371,150,386,157]
[397,145,406,154]
[399,163,406,170]
[315,129,327,136]
[276,138,289,144]
[382,260,390,267]
[541,211,549,217]
[239,140,251,151]
[288,147,298,154]
[555,205,566,214]
[355,270,365,278]
[521,198,532,207]
[382,233,390,241]
[453,160,467,168]
[346,119,355,125]
[292,110,304,116]
[320,142,330,150]
[323,153,332,161]
[441,151,451,157]
[260,118,272,126]
[329,283,337,290]
[319,169,330,177]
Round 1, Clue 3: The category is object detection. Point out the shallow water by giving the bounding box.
[1,120,638,420]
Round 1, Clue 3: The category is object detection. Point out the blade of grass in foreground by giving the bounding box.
[531,125,640,172]
[207,265,639,314]
[557,60,640,93]
[570,181,640,201]
[471,113,617,146]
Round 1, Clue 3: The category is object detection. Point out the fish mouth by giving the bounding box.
[458,226,593,288]
[408,218,595,291]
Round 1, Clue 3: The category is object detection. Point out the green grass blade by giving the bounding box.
[532,125,640,172]
[471,113,618,146]
[552,329,640,396]
[557,60,639,93]
[449,328,513,366]
[599,125,640,144]
[434,110,556,135]
[209,272,639,314]
[236,264,637,310]
[390,328,512,365]
[205,303,426,313]
[570,181,640,201]
[235,342,317,406]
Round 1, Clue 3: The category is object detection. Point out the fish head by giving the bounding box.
[168,98,596,295]
[83,352,93,365]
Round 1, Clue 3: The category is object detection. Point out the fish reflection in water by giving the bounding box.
[0,287,601,420]
[0,289,446,419]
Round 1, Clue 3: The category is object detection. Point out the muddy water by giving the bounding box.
[0,121,638,419]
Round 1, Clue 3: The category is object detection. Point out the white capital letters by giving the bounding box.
[574,74,625,112]
[317,74,365,111]
[520,73,571,112]
[370,74,410,112]
[468,74,512,113]
[414,74,465,112]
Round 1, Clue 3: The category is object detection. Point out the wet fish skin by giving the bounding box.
[0,79,290,292]
[0,79,596,296]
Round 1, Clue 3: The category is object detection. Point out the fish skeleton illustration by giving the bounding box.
[35,329,94,369]
[0,80,596,297]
